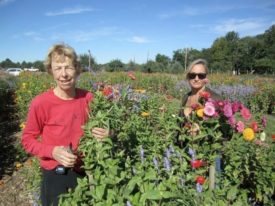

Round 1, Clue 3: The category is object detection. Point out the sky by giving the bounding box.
[0,0,274,64]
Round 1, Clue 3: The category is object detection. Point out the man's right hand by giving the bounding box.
[52,146,77,167]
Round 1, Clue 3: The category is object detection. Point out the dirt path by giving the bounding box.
[0,167,34,206]
[0,130,36,206]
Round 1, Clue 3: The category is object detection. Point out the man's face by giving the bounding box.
[51,55,78,92]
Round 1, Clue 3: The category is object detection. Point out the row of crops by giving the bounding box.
[1,71,275,205]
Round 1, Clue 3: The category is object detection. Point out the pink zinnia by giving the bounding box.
[232,102,241,113]
[205,101,215,108]
[240,107,251,121]
[204,104,215,116]
[228,116,236,128]
[223,103,233,118]
[236,121,245,133]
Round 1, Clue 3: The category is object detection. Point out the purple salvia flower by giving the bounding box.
[126,201,132,206]
[169,144,175,153]
[163,157,171,171]
[140,146,144,163]
[153,157,159,170]
[196,183,203,193]
[165,148,171,158]
[188,148,196,160]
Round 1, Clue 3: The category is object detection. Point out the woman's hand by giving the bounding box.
[52,146,77,167]
[91,127,110,141]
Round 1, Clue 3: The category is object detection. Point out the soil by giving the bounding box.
[0,131,35,206]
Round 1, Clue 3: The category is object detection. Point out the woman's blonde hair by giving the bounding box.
[186,58,208,79]
[44,43,81,75]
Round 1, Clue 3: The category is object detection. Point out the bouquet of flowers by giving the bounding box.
[178,91,274,204]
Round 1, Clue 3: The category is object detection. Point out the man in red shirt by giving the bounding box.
[21,44,109,206]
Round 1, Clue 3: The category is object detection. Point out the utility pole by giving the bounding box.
[184,48,188,71]
[88,49,91,73]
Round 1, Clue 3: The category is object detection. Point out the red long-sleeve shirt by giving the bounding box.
[21,88,93,170]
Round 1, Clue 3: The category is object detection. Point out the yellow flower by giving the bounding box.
[22,83,26,89]
[141,112,150,117]
[20,122,26,130]
[134,89,146,93]
[15,162,23,170]
[243,128,255,141]
[196,108,204,118]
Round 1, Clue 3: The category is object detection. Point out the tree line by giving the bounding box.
[1,25,274,74]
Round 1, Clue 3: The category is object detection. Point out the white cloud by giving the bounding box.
[51,27,119,42]
[0,0,14,6]
[45,6,94,16]
[23,31,39,36]
[12,31,45,42]
[129,36,149,43]
[158,5,235,19]
[214,18,268,36]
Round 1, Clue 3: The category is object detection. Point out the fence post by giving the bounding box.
[209,165,215,190]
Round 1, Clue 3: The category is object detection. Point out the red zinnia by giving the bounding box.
[196,176,206,185]
[191,160,204,169]
[250,121,258,132]
[102,87,113,97]
[199,91,211,100]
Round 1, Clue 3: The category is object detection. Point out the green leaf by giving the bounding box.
[227,185,238,200]
[140,190,162,204]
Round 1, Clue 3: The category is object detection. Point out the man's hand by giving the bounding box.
[52,146,77,167]
[91,127,110,140]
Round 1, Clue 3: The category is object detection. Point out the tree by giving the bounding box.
[21,61,32,69]
[107,59,124,72]
[172,49,185,67]
[210,31,241,73]
[33,60,44,71]
[0,58,18,68]
[79,53,97,72]
[238,37,265,74]
[168,61,184,74]
[142,60,160,73]
[254,58,275,74]
[155,54,171,68]
[125,60,141,71]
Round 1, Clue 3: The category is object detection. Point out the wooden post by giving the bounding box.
[209,165,215,190]
[184,48,188,71]
[88,49,91,73]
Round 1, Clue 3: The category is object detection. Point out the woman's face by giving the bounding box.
[187,64,207,90]
[51,55,78,92]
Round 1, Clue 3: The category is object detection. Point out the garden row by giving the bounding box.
[14,71,275,124]
[2,71,275,205]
